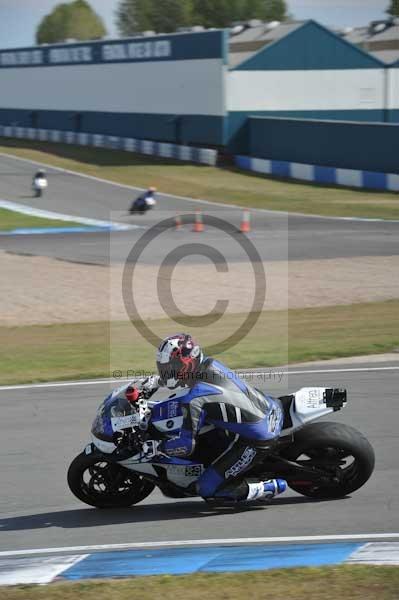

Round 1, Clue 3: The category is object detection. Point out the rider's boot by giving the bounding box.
[246,478,287,502]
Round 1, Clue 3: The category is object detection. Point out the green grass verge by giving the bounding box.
[1,300,398,385]
[1,139,399,219]
[2,566,399,600]
[0,207,83,231]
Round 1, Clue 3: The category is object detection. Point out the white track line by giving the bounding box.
[286,366,399,375]
[1,534,399,558]
[1,365,398,392]
[1,151,398,223]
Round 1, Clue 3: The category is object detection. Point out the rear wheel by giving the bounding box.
[67,452,155,508]
[283,422,375,499]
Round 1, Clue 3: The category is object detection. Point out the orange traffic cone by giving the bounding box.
[239,209,251,233]
[175,214,182,230]
[192,210,204,232]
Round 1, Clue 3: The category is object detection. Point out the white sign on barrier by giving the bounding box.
[142,140,154,155]
[159,143,173,158]
[78,132,88,145]
[93,134,104,147]
[107,136,120,149]
[179,145,192,161]
[50,130,61,142]
[0,126,217,166]
[124,138,137,152]
[65,131,75,144]
[199,148,217,166]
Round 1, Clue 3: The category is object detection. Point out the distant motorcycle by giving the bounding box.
[68,385,375,509]
[32,171,48,198]
[129,187,157,215]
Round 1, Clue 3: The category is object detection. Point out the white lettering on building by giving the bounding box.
[0,39,172,68]
[102,40,171,62]
[0,49,44,66]
[49,46,92,64]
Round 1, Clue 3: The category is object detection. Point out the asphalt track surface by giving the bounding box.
[0,152,399,265]
[1,360,398,552]
[0,151,398,553]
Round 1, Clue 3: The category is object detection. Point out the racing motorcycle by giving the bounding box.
[67,383,375,508]
[129,195,156,215]
[32,173,48,198]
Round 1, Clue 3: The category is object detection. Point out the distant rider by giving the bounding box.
[32,169,47,197]
[130,186,157,214]
[123,333,287,504]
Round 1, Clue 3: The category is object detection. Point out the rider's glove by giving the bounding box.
[141,439,161,459]
[140,375,160,398]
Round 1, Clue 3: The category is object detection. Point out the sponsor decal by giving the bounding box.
[167,446,188,457]
[111,414,139,431]
[268,407,282,433]
[224,447,256,478]
[306,389,325,409]
[166,464,202,478]
[167,401,179,418]
[185,465,202,477]
[166,420,175,429]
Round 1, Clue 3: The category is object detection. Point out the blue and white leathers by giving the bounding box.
[157,358,283,499]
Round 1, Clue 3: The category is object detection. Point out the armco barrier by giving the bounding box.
[236,155,399,192]
[0,125,218,167]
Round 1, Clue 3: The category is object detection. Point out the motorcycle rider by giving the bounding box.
[125,333,287,504]
[32,169,47,197]
[130,186,157,214]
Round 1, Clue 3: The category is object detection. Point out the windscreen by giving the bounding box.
[91,394,137,441]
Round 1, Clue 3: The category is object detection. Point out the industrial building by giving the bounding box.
[0,20,398,175]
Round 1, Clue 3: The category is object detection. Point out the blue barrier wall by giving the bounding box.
[0,109,224,146]
[245,116,399,174]
[0,125,219,166]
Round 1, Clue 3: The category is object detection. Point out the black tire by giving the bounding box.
[283,422,375,499]
[67,452,155,508]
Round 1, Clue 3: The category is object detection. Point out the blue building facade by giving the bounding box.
[0,30,228,147]
[227,20,386,153]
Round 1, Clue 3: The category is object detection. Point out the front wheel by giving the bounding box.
[283,422,375,499]
[67,452,155,508]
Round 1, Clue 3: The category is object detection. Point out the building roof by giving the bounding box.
[342,19,399,54]
[230,21,304,44]
[343,27,371,46]
[368,22,399,42]
[230,20,383,71]
[229,51,254,68]
[228,20,308,67]
[370,49,399,64]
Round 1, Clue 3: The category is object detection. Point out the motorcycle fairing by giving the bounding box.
[288,387,347,430]
[120,453,204,489]
[150,397,184,434]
